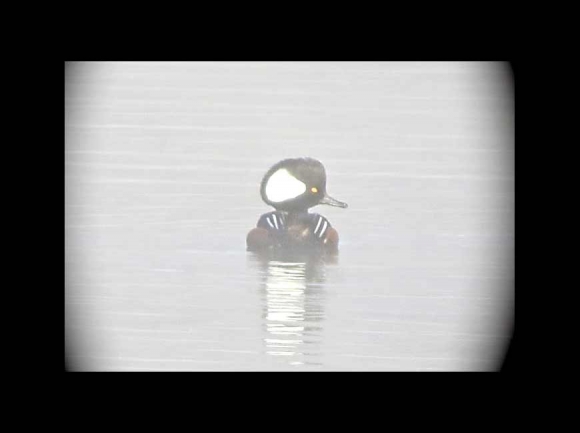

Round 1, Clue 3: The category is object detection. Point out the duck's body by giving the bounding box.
[247,210,340,252]
[247,158,347,253]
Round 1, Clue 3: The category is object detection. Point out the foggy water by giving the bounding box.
[65,62,514,371]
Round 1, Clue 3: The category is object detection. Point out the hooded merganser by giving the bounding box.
[247,157,348,253]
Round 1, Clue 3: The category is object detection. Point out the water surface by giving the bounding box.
[65,62,514,371]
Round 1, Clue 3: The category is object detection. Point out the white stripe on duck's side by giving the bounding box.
[319,220,328,238]
[314,216,323,235]
[313,215,329,238]
[264,213,285,231]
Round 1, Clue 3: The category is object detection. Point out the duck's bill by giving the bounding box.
[320,194,348,208]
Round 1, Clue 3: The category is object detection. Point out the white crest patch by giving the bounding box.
[265,169,306,202]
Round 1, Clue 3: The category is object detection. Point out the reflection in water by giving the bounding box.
[249,252,336,368]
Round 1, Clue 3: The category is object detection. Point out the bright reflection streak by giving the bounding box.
[264,261,307,359]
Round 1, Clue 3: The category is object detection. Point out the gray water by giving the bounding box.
[65,62,514,371]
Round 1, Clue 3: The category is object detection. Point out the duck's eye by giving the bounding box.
[311,187,318,194]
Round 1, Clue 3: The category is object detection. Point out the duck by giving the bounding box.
[247,157,347,253]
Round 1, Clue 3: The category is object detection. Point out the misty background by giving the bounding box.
[65,62,514,371]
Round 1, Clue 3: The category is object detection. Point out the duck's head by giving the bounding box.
[259,157,348,212]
